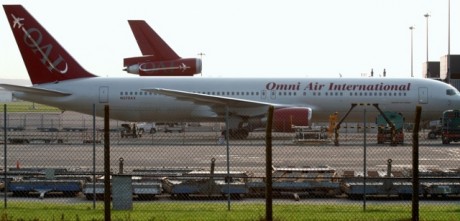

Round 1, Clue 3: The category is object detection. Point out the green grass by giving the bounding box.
[0,102,60,113]
[0,202,458,221]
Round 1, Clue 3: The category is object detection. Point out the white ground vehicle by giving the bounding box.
[156,123,185,133]
[137,122,157,134]
[164,123,185,133]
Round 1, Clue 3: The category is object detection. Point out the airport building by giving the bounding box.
[440,55,460,80]
[441,55,460,90]
[422,55,460,91]
[422,61,440,79]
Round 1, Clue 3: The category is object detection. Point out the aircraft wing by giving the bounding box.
[143,88,288,117]
[0,84,71,96]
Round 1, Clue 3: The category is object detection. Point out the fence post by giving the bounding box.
[225,106,231,210]
[104,105,111,221]
[3,104,7,209]
[92,104,96,209]
[363,108,367,211]
[412,106,422,221]
[265,106,274,221]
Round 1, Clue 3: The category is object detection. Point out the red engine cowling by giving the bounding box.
[273,107,312,132]
[123,56,202,76]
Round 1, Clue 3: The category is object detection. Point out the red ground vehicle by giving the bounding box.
[440,110,460,144]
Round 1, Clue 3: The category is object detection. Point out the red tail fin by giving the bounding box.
[124,20,202,76]
[128,20,180,60]
[3,5,96,85]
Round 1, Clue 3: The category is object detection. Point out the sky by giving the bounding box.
[0,0,459,83]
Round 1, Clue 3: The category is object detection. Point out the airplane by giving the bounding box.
[2,5,460,139]
[123,20,202,76]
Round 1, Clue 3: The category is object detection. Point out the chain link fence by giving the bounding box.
[0,103,459,220]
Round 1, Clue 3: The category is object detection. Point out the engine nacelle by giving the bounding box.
[273,107,312,132]
[123,56,202,76]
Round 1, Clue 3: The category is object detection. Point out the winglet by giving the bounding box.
[3,5,96,85]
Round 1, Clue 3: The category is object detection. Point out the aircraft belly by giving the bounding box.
[128,101,200,122]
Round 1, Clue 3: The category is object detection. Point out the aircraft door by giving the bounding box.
[418,87,428,104]
[99,86,109,103]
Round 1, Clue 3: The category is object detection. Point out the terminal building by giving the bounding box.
[422,61,440,79]
[423,55,460,91]
[441,55,460,89]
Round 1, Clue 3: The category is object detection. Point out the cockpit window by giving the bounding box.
[446,89,459,96]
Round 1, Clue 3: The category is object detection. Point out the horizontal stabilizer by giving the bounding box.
[0,84,71,96]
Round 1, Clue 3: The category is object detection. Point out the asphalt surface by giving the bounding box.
[4,130,459,177]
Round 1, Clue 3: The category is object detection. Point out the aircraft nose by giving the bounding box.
[450,95,460,108]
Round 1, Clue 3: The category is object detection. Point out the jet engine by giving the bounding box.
[123,56,202,76]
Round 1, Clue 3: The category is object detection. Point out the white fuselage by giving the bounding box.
[13,77,460,124]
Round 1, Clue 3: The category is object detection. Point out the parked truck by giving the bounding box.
[120,123,143,138]
[137,122,157,134]
[440,109,460,144]
[376,111,404,145]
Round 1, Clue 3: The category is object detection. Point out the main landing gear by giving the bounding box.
[334,103,400,146]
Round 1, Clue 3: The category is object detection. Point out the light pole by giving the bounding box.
[197,52,205,77]
[447,0,451,82]
[410,26,415,77]
[424,13,430,77]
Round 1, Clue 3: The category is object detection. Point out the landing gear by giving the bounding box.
[442,135,451,144]
[222,128,249,139]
